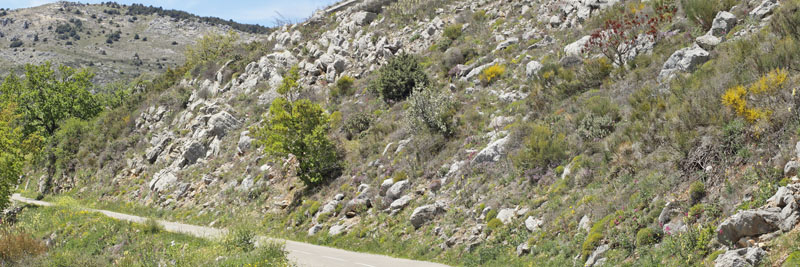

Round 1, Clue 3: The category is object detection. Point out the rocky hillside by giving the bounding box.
[8,0,800,266]
[0,2,265,84]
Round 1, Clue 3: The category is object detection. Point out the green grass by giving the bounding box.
[3,204,293,266]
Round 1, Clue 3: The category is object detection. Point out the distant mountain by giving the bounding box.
[0,1,268,84]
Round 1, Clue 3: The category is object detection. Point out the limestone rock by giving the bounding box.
[472,135,510,164]
[714,247,766,267]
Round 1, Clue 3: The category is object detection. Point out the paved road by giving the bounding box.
[11,194,451,267]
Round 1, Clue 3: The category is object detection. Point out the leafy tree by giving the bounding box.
[253,98,341,186]
[0,63,100,136]
[0,103,32,210]
[184,31,239,69]
[373,53,429,103]
[277,65,301,101]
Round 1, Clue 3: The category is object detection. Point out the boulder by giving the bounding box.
[343,198,372,217]
[564,35,591,57]
[237,131,253,154]
[658,46,710,81]
[525,60,543,78]
[379,178,394,196]
[410,201,446,229]
[585,244,609,267]
[709,11,737,37]
[208,111,239,138]
[496,208,516,224]
[329,224,347,236]
[351,11,377,26]
[472,135,510,164]
[714,247,766,267]
[750,0,779,19]
[786,161,800,177]
[389,195,413,211]
[525,216,544,232]
[579,215,591,232]
[495,37,519,51]
[716,209,782,246]
[695,35,721,51]
[516,242,530,256]
[308,224,323,236]
[149,168,178,193]
[386,180,410,201]
[181,141,207,167]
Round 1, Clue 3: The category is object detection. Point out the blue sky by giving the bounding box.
[0,0,338,26]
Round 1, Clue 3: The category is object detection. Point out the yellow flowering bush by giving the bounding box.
[721,68,788,123]
[480,64,506,84]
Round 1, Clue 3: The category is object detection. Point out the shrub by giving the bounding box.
[253,98,342,187]
[373,53,429,103]
[487,218,503,230]
[479,64,505,84]
[443,24,463,40]
[184,31,238,69]
[584,4,675,66]
[721,68,788,123]
[330,75,355,99]
[142,218,163,234]
[681,0,736,31]
[636,228,659,247]
[277,65,302,100]
[582,214,612,258]
[0,230,47,264]
[689,181,706,204]
[405,86,457,137]
[223,227,256,252]
[341,112,373,140]
[786,251,800,266]
[771,0,800,38]
[486,209,498,221]
[688,203,706,221]
[516,123,568,171]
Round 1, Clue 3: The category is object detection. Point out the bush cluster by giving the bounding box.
[721,68,788,123]
[373,53,430,103]
[479,64,505,84]
[405,86,457,137]
[515,123,568,171]
[341,112,373,140]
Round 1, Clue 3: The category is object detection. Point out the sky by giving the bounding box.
[0,0,339,26]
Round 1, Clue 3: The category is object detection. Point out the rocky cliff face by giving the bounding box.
[22,0,800,266]
[0,2,262,84]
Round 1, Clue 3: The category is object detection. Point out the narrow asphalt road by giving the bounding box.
[11,194,451,267]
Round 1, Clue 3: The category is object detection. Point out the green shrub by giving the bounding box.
[636,228,659,247]
[582,214,612,258]
[142,218,163,234]
[405,86,457,137]
[330,75,356,99]
[688,203,706,222]
[487,218,503,230]
[689,181,706,204]
[277,65,302,100]
[373,53,429,103]
[516,123,568,170]
[681,0,736,31]
[223,227,256,252]
[184,31,238,70]
[392,171,408,183]
[486,209,498,221]
[770,0,800,38]
[253,98,342,187]
[341,112,373,140]
[786,251,800,266]
[443,24,463,40]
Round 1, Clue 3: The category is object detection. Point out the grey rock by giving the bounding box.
[343,198,371,217]
[709,11,737,37]
[380,178,394,196]
[495,37,519,51]
[410,201,446,229]
[208,111,239,138]
[237,131,253,154]
[516,242,530,256]
[525,60,543,78]
[714,247,766,267]
[308,224,323,236]
[717,209,782,246]
[750,0,779,19]
[496,208,516,224]
[585,244,609,267]
[390,195,413,211]
[386,180,410,201]
[658,46,710,81]
[525,216,543,232]
[181,141,207,167]
[695,35,721,51]
[329,224,347,236]
[471,135,510,164]
[579,215,591,232]
[149,168,178,193]
[564,35,591,57]
[785,161,800,177]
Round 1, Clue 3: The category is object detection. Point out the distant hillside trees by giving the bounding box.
[124,3,271,34]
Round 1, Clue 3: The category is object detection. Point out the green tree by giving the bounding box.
[0,103,27,210]
[372,53,430,103]
[184,30,239,69]
[277,65,302,101]
[253,98,341,186]
[0,62,100,136]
